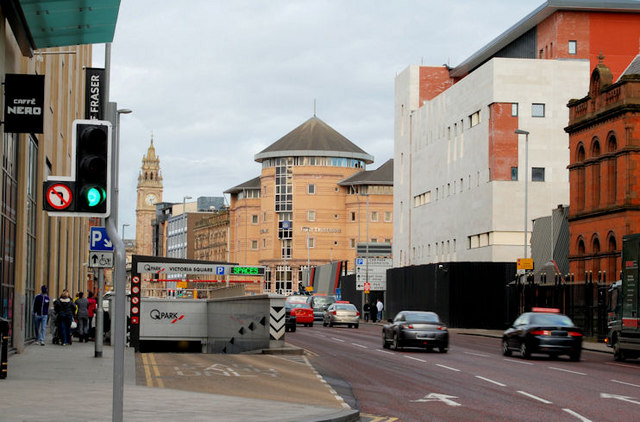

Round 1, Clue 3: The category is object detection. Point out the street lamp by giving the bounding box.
[515,129,529,259]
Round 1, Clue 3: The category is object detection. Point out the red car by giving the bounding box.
[287,303,314,327]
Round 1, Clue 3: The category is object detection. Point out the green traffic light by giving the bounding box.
[85,187,105,207]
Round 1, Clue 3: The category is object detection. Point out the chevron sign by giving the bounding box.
[270,306,285,340]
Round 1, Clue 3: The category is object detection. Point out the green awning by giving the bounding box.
[2,0,121,56]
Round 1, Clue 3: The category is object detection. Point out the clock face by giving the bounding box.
[145,194,157,205]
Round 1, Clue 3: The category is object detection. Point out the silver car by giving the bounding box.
[323,303,360,328]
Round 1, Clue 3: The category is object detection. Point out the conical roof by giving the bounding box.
[338,159,393,186]
[254,116,373,164]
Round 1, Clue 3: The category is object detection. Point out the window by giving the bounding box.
[308,237,315,248]
[308,184,315,194]
[568,40,577,55]
[307,210,316,221]
[350,238,356,248]
[263,212,267,222]
[370,211,378,222]
[384,238,391,243]
[263,238,266,248]
[251,215,258,224]
[511,167,518,181]
[511,103,518,117]
[350,211,356,221]
[371,238,378,243]
[532,167,545,182]
[384,211,392,222]
[469,110,480,127]
[251,240,258,250]
[532,103,545,117]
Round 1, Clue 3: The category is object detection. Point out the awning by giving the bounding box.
[2,0,121,57]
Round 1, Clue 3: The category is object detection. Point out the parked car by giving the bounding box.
[382,311,448,352]
[285,295,310,306]
[288,303,314,327]
[309,295,336,320]
[285,312,297,333]
[502,307,583,361]
[322,303,359,328]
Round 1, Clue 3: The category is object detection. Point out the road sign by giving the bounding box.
[216,266,225,275]
[356,257,391,291]
[88,251,113,268]
[90,227,113,251]
[517,258,534,270]
[45,182,74,210]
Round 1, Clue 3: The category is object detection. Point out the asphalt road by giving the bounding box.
[286,322,640,422]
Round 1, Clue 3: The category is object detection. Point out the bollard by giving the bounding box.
[0,317,8,379]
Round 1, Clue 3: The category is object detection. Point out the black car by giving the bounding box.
[382,311,448,352]
[285,310,296,332]
[502,308,583,361]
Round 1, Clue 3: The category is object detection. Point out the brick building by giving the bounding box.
[566,53,640,283]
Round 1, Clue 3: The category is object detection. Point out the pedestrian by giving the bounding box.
[376,299,384,322]
[54,289,76,346]
[363,302,370,322]
[75,291,90,342]
[33,285,50,345]
[369,301,377,323]
[87,291,97,341]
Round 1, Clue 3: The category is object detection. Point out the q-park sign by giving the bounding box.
[90,227,114,251]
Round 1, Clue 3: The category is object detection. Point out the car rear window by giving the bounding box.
[530,314,574,327]
[404,312,439,323]
[335,304,356,311]
[312,296,335,307]
[290,303,311,309]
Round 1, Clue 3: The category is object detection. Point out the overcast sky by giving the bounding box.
[95,0,542,237]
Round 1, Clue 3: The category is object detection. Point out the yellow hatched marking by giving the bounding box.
[148,353,165,388]
[360,414,399,422]
[141,353,154,387]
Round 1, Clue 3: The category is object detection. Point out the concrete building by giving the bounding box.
[394,1,640,268]
[566,53,640,284]
[0,2,121,350]
[226,116,393,295]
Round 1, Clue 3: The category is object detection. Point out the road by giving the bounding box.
[286,322,640,422]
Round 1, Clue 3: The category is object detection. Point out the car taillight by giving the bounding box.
[356,311,360,316]
[568,331,582,337]
[332,311,337,315]
[407,324,414,329]
[438,326,447,331]
[530,330,551,336]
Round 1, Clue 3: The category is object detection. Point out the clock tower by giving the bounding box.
[135,138,163,256]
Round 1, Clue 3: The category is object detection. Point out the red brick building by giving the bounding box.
[566,53,640,284]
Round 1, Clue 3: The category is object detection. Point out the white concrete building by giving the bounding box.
[394,58,589,266]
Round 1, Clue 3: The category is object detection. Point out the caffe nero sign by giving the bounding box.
[4,74,45,134]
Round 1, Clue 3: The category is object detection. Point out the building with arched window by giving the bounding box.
[566,53,640,284]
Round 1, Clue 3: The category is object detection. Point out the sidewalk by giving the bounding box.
[0,341,358,422]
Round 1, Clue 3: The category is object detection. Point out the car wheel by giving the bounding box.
[348,324,352,328]
[502,339,512,356]
[354,324,359,329]
[290,325,296,333]
[438,345,448,353]
[323,320,328,327]
[569,350,581,362]
[309,322,314,327]
[382,332,389,349]
[392,333,400,350]
[613,337,626,362]
[329,321,334,327]
[520,341,531,359]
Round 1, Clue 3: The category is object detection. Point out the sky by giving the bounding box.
[95,0,543,237]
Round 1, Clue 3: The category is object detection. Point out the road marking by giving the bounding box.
[503,358,534,365]
[464,351,490,358]
[475,375,506,387]
[410,393,462,407]
[149,353,165,388]
[405,356,426,363]
[517,391,552,404]
[549,366,587,376]
[562,408,592,422]
[600,392,640,406]
[351,342,368,349]
[605,361,640,370]
[435,364,461,372]
[611,379,640,388]
[360,414,399,422]
[141,354,153,387]
[376,349,395,355]
[331,337,345,342]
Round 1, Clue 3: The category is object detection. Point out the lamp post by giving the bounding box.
[515,129,529,259]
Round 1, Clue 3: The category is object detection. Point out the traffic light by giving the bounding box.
[73,119,112,216]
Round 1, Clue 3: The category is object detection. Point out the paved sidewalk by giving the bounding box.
[0,341,358,422]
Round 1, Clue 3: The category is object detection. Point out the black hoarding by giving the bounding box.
[85,67,106,120]
[3,74,45,134]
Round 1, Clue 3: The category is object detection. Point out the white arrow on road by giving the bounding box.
[411,393,462,407]
[600,393,640,406]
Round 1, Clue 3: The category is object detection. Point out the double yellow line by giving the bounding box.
[141,353,164,388]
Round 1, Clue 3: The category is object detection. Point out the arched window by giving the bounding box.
[607,233,617,283]
[576,143,585,162]
[607,133,617,204]
[576,237,586,281]
[591,138,601,208]
[576,143,586,210]
[592,236,601,277]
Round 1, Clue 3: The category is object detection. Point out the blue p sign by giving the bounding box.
[216,266,225,275]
